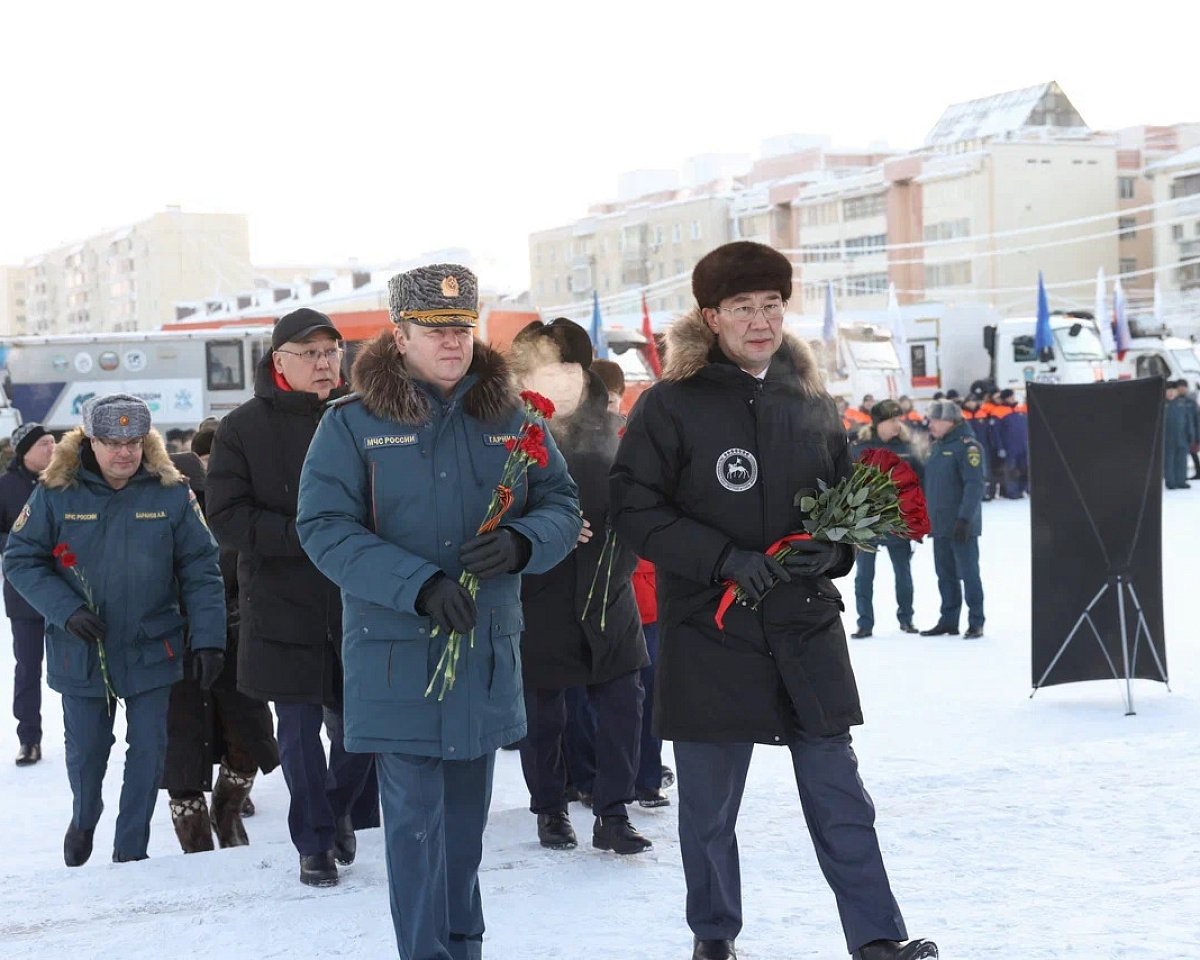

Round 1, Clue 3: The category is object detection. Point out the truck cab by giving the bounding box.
[984,312,1108,393]
[1108,325,1200,390]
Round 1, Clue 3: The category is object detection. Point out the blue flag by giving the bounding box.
[1034,271,1053,361]
[591,291,608,360]
[822,281,836,344]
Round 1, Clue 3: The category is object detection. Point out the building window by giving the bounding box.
[1118,177,1136,200]
[845,234,887,258]
[671,224,682,244]
[654,226,664,245]
[1118,217,1137,240]
[924,261,973,288]
[802,241,841,263]
[842,193,886,221]
[844,272,888,297]
[923,218,971,242]
[1120,258,1137,276]
[1169,174,1200,199]
[1173,224,1185,241]
[691,220,701,240]
[910,344,927,379]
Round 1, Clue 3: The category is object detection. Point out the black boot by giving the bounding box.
[211,765,254,849]
[169,796,215,854]
[853,939,938,960]
[898,622,918,634]
[64,823,94,867]
[241,795,256,817]
[537,811,578,850]
[333,814,356,865]
[636,787,671,808]
[851,628,873,639]
[919,624,959,636]
[963,627,984,639]
[593,815,652,855]
[299,851,339,886]
[15,742,41,766]
[112,852,147,863]
[693,938,737,960]
[661,765,675,789]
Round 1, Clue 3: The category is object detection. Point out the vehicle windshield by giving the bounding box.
[845,337,901,370]
[1052,323,1105,361]
[1171,347,1200,377]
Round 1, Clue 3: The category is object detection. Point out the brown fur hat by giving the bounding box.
[692,241,793,309]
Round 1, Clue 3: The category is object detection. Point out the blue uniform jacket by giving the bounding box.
[923,421,985,538]
[0,459,42,620]
[297,333,581,760]
[3,429,225,699]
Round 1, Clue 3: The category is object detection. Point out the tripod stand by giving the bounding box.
[1031,572,1170,715]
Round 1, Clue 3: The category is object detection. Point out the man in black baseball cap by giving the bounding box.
[271,308,342,351]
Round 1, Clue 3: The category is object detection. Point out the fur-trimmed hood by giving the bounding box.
[40,427,182,490]
[350,330,515,426]
[661,307,824,396]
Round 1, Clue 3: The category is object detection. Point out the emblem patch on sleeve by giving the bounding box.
[716,448,758,493]
[12,503,29,533]
[967,447,982,468]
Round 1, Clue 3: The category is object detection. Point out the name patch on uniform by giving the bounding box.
[483,433,517,446]
[135,511,167,520]
[716,448,758,493]
[64,512,98,521]
[364,434,418,449]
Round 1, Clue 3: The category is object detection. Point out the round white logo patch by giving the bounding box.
[716,448,758,493]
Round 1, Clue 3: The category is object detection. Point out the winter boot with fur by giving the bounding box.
[211,764,254,848]
[170,796,215,854]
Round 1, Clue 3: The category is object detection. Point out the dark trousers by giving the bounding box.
[562,686,596,794]
[11,617,44,747]
[63,685,171,860]
[376,750,494,960]
[1003,454,1029,498]
[519,669,643,819]
[674,736,907,954]
[1164,441,1189,488]
[636,622,663,791]
[932,535,985,631]
[853,543,914,632]
[274,702,378,856]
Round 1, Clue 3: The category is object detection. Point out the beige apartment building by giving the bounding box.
[20,208,253,335]
[0,266,27,336]
[1146,144,1200,334]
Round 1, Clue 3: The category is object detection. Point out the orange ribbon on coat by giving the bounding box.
[714,532,813,630]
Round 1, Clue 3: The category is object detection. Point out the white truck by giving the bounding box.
[783,316,906,401]
[1108,324,1200,389]
[0,327,274,432]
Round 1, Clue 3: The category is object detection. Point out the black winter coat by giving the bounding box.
[0,460,41,621]
[206,356,349,706]
[519,370,647,689]
[610,310,860,743]
[162,454,278,792]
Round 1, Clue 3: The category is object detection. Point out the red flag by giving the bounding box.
[641,294,662,378]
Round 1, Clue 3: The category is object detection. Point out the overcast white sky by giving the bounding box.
[1,0,1194,290]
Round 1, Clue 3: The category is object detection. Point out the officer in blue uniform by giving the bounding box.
[297,265,581,960]
[1164,379,1196,489]
[919,399,985,639]
[4,395,225,865]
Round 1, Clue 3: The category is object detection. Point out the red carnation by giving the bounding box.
[520,390,556,420]
[524,423,545,445]
[61,552,78,569]
[504,438,517,452]
[52,543,69,559]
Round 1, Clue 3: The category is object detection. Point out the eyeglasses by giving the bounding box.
[95,437,145,452]
[718,302,786,322]
[276,346,344,364]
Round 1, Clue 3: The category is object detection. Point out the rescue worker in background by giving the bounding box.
[1164,379,1196,489]
[1183,380,1200,481]
[995,389,1029,499]
[1,423,56,766]
[591,357,627,417]
[849,400,924,638]
[611,240,937,960]
[920,399,985,639]
[297,264,581,960]
[4,394,225,866]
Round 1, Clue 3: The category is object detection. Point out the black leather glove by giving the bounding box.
[192,649,225,691]
[458,529,532,579]
[953,518,971,543]
[416,573,478,635]
[65,606,106,644]
[717,548,790,604]
[778,539,846,577]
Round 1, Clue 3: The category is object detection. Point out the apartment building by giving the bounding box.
[20,208,253,335]
[1146,145,1200,333]
[0,266,27,336]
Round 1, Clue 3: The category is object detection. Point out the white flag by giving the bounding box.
[1095,267,1114,355]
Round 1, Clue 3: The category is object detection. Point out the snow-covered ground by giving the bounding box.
[2,493,1198,960]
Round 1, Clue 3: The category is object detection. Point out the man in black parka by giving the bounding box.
[610,242,936,960]
[509,318,651,856]
[206,309,378,887]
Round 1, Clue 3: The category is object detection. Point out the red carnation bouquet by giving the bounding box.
[53,542,120,713]
[715,448,930,628]
[426,390,556,701]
